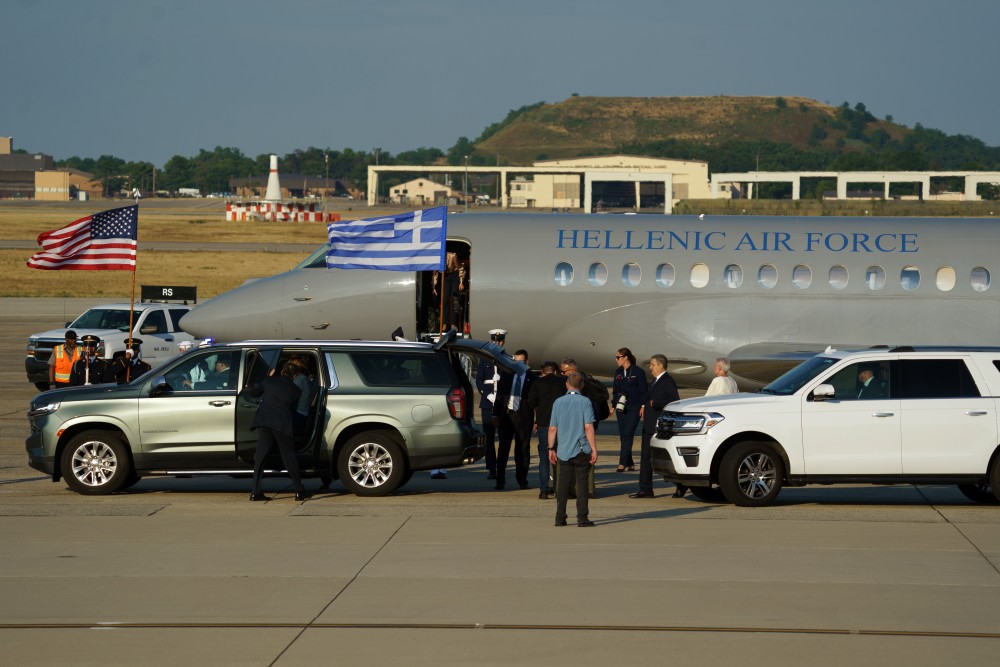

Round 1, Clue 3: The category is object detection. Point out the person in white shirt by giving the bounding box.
[704,357,739,397]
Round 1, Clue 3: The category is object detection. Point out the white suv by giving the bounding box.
[651,347,1000,506]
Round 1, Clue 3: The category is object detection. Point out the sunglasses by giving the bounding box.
[615,355,624,359]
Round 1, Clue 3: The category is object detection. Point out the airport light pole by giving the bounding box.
[324,152,329,217]
[464,155,469,212]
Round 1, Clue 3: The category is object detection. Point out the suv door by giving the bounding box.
[800,359,902,475]
[898,358,998,474]
[137,348,245,469]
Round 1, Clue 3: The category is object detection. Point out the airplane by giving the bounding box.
[180,212,1000,389]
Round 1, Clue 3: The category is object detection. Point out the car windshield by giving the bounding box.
[759,356,841,395]
[70,308,134,331]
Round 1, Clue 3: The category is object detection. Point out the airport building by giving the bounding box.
[389,177,453,206]
[0,137,102,200]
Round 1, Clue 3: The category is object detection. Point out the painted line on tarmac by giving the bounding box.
[2,622,1000,639]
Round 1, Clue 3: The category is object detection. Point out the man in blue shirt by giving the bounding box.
[548,372,598,527]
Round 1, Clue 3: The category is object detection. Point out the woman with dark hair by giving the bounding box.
[611,347,648,472]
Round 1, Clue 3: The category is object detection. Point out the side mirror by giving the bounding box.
[150,376,170,397]
[140,325,158,335]
[811,383,835,402]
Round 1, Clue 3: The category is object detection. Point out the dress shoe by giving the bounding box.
[494,484,506,490]
[487,472,496,480]
[518,482,529,490]
[578,520,595,527]
[554,519,567,526]
[547,487,555,495]
[538,491,549,500]
[671,490,686,498]
[249,493,270,502]
[615,466,626,473]
[627,466,636,471]
[295,490,312,501]
[629,491,655,498]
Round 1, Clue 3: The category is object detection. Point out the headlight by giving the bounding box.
[656,411,725,436]
[29,402,61,417]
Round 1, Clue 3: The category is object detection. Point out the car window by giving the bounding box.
[243,348,282,389]
[898,359,980,398]
[350,351,452,386]
[823,361,891,400]
[141,310,168,334]
[70,308,133,331]
[168,309,189,331]
[760,356,840,395]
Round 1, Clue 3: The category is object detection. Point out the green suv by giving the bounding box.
[27,331,523,496]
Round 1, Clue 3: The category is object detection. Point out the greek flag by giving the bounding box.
[326,206,447,271]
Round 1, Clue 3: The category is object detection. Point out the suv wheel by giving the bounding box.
[957,483,998,504]
[337,433,406,496]
[719,442,784,507]
[61,430,132,495]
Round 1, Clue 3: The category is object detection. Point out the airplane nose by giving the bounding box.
[181,276,285,342]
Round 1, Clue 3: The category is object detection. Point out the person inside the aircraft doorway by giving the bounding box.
[244,362,310,502]
[432,251,467,333]
[631,354,679,499]
[549,372,598,527]
[612,347,648,473]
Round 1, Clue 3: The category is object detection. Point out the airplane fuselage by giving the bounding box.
[181,213,1000,387]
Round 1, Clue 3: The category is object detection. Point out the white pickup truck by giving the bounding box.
[26,289,201,391]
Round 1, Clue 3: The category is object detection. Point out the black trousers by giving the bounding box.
[251,426,304,495]
[638,430,654,494]
[555,452,592,523]
[494,410,531,486]
[481,405,496,475]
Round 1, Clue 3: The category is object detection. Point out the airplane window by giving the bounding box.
[588,263,608,287]
[828,265,848,290]
[935,266,956,291]
[554,262,574,287]
[866,266,886,290]
[656,263,675,288]
[900,266,920,291]
[622,263,641,287]
[724,264,743,288]
[757,264,777,289]
[792,265,812,289]
[971,266,990,292]
[690,263,709,288]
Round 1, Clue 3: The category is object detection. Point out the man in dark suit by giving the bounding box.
[243,362,309,502]
[525,361,566,499]
[475,328,507,480]
[495,349,536,490]
[631,353,679,499]
[856,363,888,399]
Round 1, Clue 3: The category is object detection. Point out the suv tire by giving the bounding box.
[719,441,784,507]
[61,430,132,495]
[338,432,406,496]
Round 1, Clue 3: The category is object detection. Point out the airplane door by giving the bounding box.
[800,360,902,475]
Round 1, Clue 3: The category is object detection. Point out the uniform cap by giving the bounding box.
[488,328,508,337]
[79,335,101,345]
[127,338,143,349]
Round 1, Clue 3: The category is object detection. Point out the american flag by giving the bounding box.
[26,205,138,271]
[326,206,446,271]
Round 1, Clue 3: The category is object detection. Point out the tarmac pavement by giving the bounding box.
[2,299,999,666]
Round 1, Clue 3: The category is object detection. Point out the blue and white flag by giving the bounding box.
[326,206,447,271]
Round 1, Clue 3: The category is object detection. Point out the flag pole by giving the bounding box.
[126,197,139,382]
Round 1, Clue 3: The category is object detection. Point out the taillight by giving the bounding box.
[447,387,466,419]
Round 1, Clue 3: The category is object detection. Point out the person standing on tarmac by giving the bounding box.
[48,330,80,390]
[475,328,507,480]
[69,335,109,386]
[108,339,152,384]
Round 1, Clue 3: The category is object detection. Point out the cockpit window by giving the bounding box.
[296,245,331,269]
[760,356,841,396]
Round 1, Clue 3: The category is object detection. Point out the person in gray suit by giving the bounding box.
[244,362,309,502]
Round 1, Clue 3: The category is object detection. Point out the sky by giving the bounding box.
[5,0,1000,167]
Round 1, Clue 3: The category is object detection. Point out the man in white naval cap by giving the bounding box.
[474,328,507,481]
